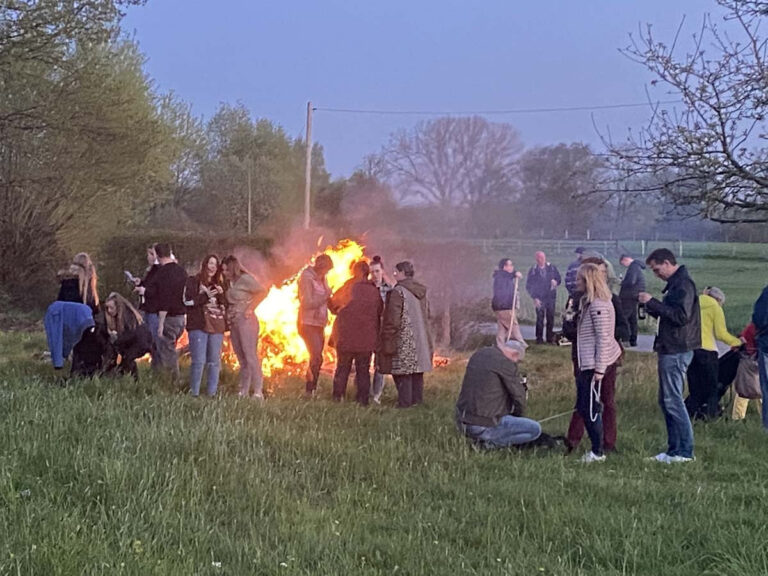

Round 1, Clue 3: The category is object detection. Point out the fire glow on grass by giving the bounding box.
[255,239,365,377]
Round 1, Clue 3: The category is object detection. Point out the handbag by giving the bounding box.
[203,302,226,334]
[734,352,762,400]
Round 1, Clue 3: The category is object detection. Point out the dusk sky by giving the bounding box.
[124,0,718,178]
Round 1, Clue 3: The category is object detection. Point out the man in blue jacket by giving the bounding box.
[639,248,700,463]
[492,258,525,348]
[526,251,561,344]
[752,284,768,430]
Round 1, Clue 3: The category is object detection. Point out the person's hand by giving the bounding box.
[594,372,604,383]
[134,286,146,296]
[550,279,557,290]
[132,278,141,287]
[515,271,522,279]
[534,298,542,309]
[638,292,652,304]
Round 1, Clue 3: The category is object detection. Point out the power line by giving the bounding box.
[314,99,680,117]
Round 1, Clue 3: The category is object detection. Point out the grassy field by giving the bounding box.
[2,331,768,575]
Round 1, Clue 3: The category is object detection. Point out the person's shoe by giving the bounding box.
[666,455,695,463]
[536,339,544,345]
[237,391,248,398]
[252,393,264,401]
[580,451,606,463]
[648,452,670,463]
[372,394,382,405]
[629,341,637,348]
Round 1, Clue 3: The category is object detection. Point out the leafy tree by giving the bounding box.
[605,0,768,223]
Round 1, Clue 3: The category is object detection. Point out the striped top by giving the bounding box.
[577,297,621,373]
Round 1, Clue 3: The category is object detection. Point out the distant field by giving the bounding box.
[462,240,768,334]
[1,332,767,575]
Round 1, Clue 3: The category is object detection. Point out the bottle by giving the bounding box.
[638,303,647,320]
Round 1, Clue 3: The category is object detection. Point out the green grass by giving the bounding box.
[1,331,768,575]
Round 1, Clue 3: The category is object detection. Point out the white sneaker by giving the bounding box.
[372,394,381,405]
[253,393,264,401]
[580,451,606,463]
[648,452,670,463]
[666,455,695,463]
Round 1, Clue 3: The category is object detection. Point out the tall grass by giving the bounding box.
[1,332,767,575]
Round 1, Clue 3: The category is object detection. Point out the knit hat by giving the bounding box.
[705,286,725,304]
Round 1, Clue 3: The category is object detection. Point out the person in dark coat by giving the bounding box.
[101,292,152,380]
[331,260,383,405]
[492,258,525,348]
[525,251,561,344]
[379,261,434,408]
[619,254,647,346]
[639,248,701,463]
[564,247,585,298]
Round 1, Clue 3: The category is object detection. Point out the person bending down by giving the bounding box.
[455,340,544,448]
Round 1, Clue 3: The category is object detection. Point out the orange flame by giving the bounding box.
[256,239,365,377]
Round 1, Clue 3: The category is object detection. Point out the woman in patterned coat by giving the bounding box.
[378,261,434,408]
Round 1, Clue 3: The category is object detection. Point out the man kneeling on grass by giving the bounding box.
[455,340,552,449]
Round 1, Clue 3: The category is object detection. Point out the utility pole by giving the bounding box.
[303,101,313,230]
[247,158,252,235]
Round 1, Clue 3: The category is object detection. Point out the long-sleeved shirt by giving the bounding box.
[576,297,622,374]
[226,273,264,320]
[144,262,187,316]
[298,267,331,327]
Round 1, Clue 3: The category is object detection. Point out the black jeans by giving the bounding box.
[71,328,104,378]
[575,369,603,455]
[393,373,424,408]
[686,348,720,419]
[298,324,325,393]
[535,301,555,343]
[333,351,372,404]
[621,298,639,345]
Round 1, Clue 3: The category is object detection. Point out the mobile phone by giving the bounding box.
[124,270,136,284]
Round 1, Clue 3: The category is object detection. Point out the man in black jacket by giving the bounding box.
[619,254,646,346]
[526,251,561,344]
[639,248,701,463]
[455,341,542,448]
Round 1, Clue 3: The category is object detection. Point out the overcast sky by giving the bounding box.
[124,0,718,178]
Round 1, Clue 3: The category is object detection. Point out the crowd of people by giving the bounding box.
[457,247,768,463]
[43,243,768,461]
[44,244,433,408]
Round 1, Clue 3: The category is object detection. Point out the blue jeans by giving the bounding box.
[188,330,224,397]
[658,351,695,458]
[759,350,768,430]
[463,415,542,448]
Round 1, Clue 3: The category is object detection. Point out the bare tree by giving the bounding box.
[378,116,522,208]
[603,0,768,223]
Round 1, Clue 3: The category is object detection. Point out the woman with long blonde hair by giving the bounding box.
[573,263,622,463]
[57,252,103,377]
[102,292,152,379]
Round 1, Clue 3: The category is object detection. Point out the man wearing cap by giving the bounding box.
[565,247,585,298]
[619,254,646,347]
[455,340,543,448]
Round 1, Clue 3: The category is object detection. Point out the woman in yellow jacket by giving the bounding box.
[686,286,741,419]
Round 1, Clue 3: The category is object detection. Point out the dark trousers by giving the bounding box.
[567,362,617,451]
[298,324,325,393]
[686,349,720,419]
[535,301,555,343]
[621,298,639,345]
[574,369,604,455]
[393,373,424,408]
[332,351,372,404]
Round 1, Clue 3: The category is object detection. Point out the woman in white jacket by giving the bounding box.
[574,263,622,463]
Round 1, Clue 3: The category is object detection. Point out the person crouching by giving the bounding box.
[455,340,542,448]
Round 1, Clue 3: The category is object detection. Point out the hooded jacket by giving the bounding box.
[698,293,740,352]
[645,265,701,354]
[378,277,433,375]
[491,269,519,311]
